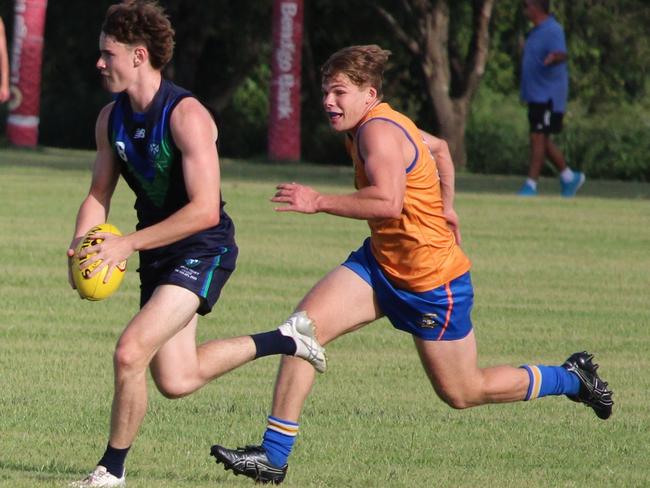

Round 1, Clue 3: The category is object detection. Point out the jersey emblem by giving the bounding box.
[115,141,128,162]
[148,143,160,159]
[134,128,146,139]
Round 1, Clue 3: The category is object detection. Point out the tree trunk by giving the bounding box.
[377,0,495,168]
[437,101,469,169]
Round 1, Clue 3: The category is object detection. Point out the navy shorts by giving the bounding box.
[342,239,473,341]
[138,245,237,316]
[528,101,563,134]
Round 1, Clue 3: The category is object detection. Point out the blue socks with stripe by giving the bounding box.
[261,416,299,467]
[521,364,580,401]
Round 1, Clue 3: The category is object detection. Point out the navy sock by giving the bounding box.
[97,443,130,478]
[261,416,299,467]
[521,365,580,400]
[251,330,296,359]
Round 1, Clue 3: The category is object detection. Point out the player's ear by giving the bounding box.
[133,45,148,67]
[366,86,377,104]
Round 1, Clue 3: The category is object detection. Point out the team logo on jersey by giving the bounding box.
[134,128,146,139]
[417,313,439,329]
[115,141,128,162]
[148,143,160,158]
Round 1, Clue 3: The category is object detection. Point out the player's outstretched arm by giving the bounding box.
[272,120,406,220]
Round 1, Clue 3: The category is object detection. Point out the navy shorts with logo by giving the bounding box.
[528,101,563,134]
[138,245,237,316]
[342,238,473,341]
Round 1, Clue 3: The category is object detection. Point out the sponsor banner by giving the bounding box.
[7,0,48,147]
[268,0,303,161]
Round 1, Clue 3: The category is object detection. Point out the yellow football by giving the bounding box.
[72,223,127,301]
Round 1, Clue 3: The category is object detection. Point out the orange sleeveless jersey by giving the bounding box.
[347,103,471,292]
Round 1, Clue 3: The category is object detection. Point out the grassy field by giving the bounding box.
[1,146,649,487]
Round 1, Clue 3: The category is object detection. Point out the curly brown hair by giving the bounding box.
[321,45,391,98]
[102,0,175,70]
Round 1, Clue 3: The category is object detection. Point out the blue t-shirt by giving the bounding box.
[520,15,568,112]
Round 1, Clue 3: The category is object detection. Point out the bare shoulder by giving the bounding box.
[420,130,450,156]
[94,101,117,149]
[96,101,116,127]
[170,97,218,144]
[360,118,410,154]
[171,97,213,125]
[361,118,404,142]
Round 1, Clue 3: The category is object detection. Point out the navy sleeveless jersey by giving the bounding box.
[108,79,235,264]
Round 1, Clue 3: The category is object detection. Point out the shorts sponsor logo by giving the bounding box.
[175,261,201,281]
[417,313,439,329]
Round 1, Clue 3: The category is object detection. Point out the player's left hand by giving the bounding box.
[77,232,132,283]
[444,207,462,246]
[272,182,320,214]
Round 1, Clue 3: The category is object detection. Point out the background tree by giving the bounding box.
[375,0,495,168]
[165,0,272,157]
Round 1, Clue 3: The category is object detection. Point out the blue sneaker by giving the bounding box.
[517,182,538,196]
[561,171,586,197]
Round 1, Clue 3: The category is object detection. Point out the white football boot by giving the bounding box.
[278,311,327,373]
[69,466,125,487]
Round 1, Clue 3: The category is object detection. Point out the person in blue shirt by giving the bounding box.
[518,0,585,197]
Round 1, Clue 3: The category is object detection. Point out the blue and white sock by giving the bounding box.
[521,364,580,401]
[261,415,299,467]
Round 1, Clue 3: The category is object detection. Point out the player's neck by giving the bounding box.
[352,99,382,132]
[127,71,163,113]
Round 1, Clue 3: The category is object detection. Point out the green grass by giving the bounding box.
[1,147,649,487]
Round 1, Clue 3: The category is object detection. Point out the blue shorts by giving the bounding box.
[138,245,237,316]
[342,239,473,341]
